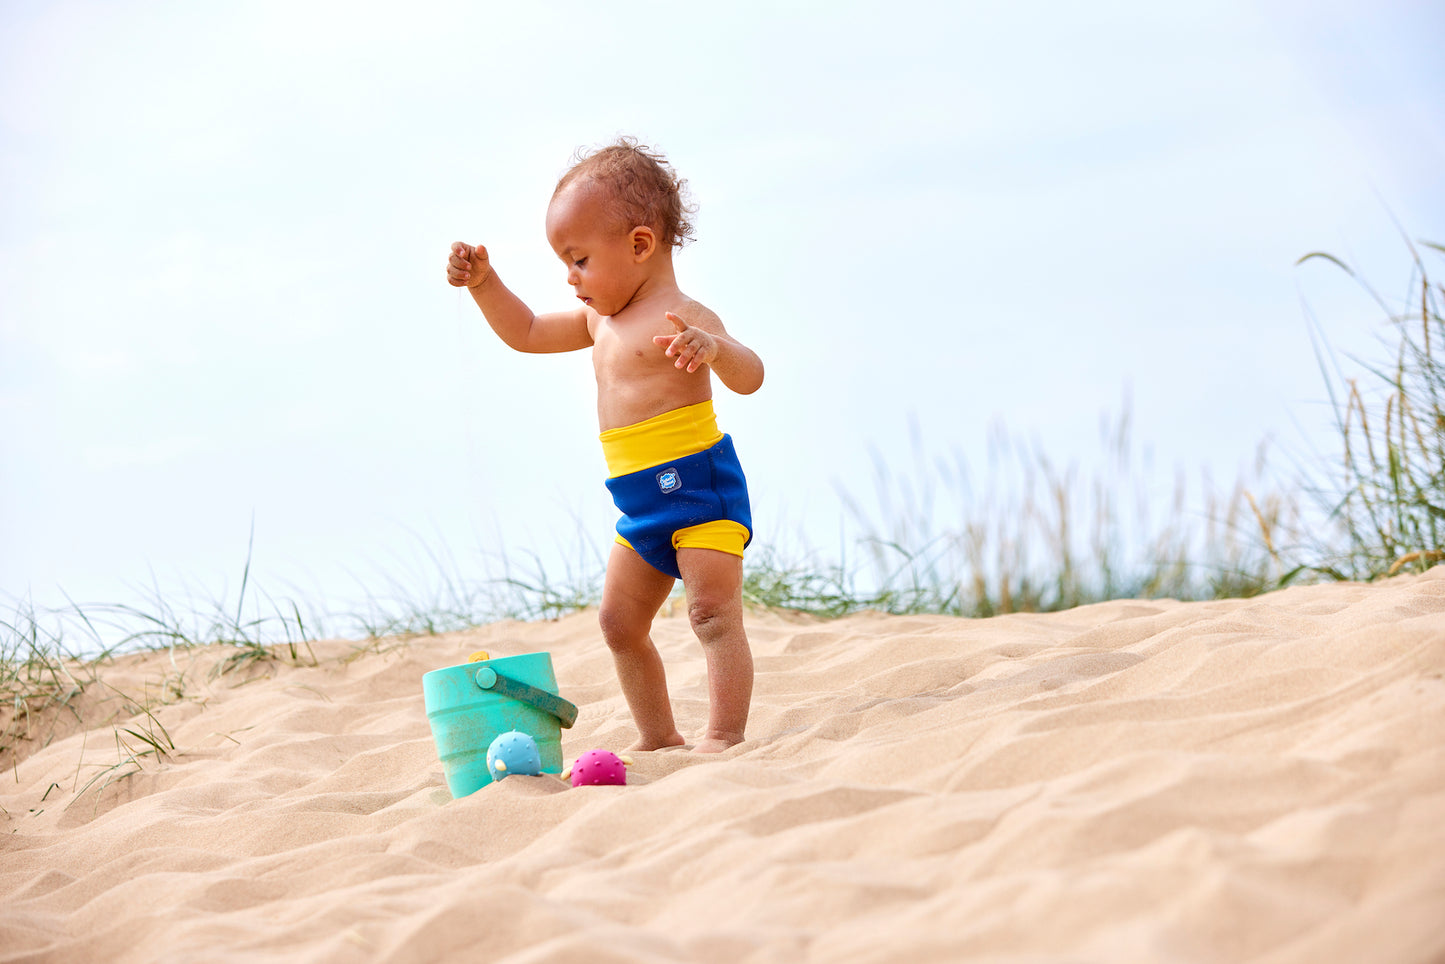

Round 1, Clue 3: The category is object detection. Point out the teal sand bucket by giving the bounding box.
[422,652,579,798]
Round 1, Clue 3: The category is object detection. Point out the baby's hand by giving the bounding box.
[447,242,492,289]
[654,312,718,373]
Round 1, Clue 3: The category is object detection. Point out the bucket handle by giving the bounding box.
[474,666,579,729]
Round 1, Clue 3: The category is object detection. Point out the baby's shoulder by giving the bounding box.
[672,296,724,332]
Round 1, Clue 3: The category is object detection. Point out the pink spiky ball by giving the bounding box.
[570,749,627,787]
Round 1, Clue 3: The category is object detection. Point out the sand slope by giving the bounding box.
[3,570,1444,963]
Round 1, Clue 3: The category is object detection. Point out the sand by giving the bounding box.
[3,569,1444,963]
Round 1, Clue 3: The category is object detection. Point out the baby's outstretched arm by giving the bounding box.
[654,311,764,394]
[447,242,591,354]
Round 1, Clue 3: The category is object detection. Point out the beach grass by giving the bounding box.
[1295,239,1444,580]
[818,409,1291,617]
[349,536,608,639]
[742,428,1290,619]
[1,600,94,774]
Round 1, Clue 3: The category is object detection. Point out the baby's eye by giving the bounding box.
[574,258,588,268]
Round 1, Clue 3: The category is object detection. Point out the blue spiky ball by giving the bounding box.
[486,730,542,781]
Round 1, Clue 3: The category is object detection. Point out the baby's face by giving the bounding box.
[546,184,642,317]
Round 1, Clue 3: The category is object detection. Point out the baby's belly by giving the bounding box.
[593,364,712,433]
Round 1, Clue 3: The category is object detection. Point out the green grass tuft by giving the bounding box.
[1296,238,1444,580]
[1,598,103,772]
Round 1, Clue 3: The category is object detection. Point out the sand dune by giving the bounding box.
[3,569,1444,963]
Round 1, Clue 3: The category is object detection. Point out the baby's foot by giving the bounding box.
[690,736,742,754]
[628,733,687,752]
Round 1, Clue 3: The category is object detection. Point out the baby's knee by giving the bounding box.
[687,594,741,642]
[597,602,650,650]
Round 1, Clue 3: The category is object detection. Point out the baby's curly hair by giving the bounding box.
[554,137,697,248]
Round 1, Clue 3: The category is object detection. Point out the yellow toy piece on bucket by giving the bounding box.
[467,651,490,663]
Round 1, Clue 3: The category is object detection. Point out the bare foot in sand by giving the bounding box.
[691,736,742,754]
[629,734,687,752]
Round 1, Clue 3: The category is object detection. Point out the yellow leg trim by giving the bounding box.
[672,520,750,559]
[615,521,749,559]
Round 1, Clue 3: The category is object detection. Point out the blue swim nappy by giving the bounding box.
[604,434,753,579]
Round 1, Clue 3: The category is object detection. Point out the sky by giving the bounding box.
[2,1,1442,643]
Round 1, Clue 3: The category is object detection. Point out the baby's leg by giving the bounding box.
[598,542,685,751]
[676,547,753,753]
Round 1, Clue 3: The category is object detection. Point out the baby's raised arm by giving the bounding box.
[447,242,591,354]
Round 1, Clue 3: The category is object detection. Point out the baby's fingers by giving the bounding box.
[654,334,688,365]
[676,342,703,370]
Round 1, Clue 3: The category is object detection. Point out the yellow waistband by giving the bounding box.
[599,399,723,478]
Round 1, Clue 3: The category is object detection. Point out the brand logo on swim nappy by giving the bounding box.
[657,467,681,494]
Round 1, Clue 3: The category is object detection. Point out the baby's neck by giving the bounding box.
[618,256,680,315]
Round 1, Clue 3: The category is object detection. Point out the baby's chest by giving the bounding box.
[593,321,669,369]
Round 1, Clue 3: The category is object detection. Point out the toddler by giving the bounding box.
[446,138,764,753]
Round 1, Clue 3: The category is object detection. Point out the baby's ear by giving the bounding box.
[631,226,657,261]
